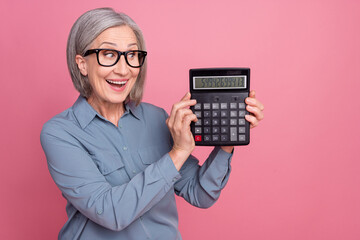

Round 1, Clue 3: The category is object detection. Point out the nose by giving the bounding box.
[113,54,130,75]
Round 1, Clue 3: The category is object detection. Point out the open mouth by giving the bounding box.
[106,79,127,88]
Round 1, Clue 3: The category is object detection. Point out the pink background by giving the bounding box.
[1,0,360,239]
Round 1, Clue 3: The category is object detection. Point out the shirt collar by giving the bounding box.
[73,95,141,129]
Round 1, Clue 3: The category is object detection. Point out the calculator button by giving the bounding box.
[204,119,211,126]
[204,135,211,141]
[212,119,219,125]
[195,119,202,126]
[204,127,211,134]
[212,111,219,117]
[194,111,202,118]
[239,119,245,125]
[239,103,246,109]
[230,103,237,109]
[212,127,220,134]
[195,135,202,142]
[221,135,229,141]
[204,103,211,109]
[239,111,246,117]
[221,127,228,134]
[221,119,228,125]
[204,111,210,117]
[212,103,219,109]
[230,119,237,125]
[230,127,237,141]
[238,127,245,133]
[212,135,220,141]
[230,111,237,117]
[239,135,246,141]
[194,103,202,110]
[195,127,202,134]
[220,111,228,117]
[220,103,228,109]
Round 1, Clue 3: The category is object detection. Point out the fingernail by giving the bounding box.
[246,98,255,104]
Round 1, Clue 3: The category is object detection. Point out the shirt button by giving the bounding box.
[123,146,128,151]
[97,209,103,215]
[132,170,136,174]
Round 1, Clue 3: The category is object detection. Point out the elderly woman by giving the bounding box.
[41,7,264,240]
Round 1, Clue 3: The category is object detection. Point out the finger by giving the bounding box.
[245,114,259,128]
[246,96,264,111]
[246,105,264,121]
[168,99,197,126]
[249,90,256,98]
[173,109,196,131]
[180,92,191,101]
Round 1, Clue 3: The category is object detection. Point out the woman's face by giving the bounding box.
[77,25,140,106]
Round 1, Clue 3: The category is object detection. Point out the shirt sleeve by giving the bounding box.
[173,146,233,208]
[40,122,180,232]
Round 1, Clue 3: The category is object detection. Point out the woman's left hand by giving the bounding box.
[245,90,264,128]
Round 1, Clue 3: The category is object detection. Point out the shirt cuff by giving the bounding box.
[155,153,181,186]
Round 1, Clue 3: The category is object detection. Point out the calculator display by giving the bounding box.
[193,76,246,90]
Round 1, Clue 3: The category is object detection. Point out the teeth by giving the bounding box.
[107,80,127,85]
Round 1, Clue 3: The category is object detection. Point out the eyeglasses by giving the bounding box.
[84,49,147,68]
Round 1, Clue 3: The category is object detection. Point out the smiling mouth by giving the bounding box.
[106,79,127,87]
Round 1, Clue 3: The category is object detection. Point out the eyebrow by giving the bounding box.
[98,42,138,48]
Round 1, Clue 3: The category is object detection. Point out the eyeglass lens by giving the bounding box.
[98,50,145,67]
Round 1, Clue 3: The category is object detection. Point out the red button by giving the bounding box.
[195,135,202,142]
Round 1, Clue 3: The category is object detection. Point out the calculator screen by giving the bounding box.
[193,76,247,90]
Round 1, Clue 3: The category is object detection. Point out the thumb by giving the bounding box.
[249,90,256,98]
[181,92,191,101]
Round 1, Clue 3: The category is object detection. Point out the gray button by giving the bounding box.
[195,119,202,126]
[212,103,219,109]
[239,111,246,117]
[195,127,202,134]
[123,146,128,151]
[204,127,211,133]
[97,209,103,215]
[239,119,246,125]
[204,111,210,117]
[221,111,228,117]
[212,135,220,141]
[238,127,246,133]
[230,111,237,117]
[230,119,237,125]
[239,103,246,109]
[195,111,202,118]
[194,103,202,110]
[221,127,228,133]
[230,127,237,141]
[212,119,219,125]
[221,119,229,125]
[212,111,219,117]
[239,135,246,141]
[230,103,237,109]
[212,127,219,134]
[204,119,211,126]
[204,135,211,141]
[220,103,228,109]
[204,103,211,109]
[221,135,228,141]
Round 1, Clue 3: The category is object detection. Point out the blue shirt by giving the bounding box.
[40,96,233,240]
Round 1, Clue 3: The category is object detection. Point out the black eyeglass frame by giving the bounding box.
[83,49,147,68]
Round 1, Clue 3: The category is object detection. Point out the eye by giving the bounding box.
[127,51,137,59]
[101,50,117,58]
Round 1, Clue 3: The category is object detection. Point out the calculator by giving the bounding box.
[190,68,250,146]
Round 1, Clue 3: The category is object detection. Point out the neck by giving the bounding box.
[87,95,125,127]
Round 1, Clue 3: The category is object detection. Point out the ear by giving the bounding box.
[75,55,88,76]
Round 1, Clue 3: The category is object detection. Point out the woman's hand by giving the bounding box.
[220,90,264,153]
[245,90,264,128]
[167,92,198,170]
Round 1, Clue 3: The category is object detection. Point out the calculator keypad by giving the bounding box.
[192,100,249,145]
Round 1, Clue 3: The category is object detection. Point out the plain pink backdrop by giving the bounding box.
[1,0,360,239]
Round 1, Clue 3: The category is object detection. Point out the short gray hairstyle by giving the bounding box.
[67,8,147,105]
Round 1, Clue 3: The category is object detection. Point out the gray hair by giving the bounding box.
[66,8,147,105]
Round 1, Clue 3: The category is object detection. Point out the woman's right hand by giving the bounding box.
[167,92,198,171]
